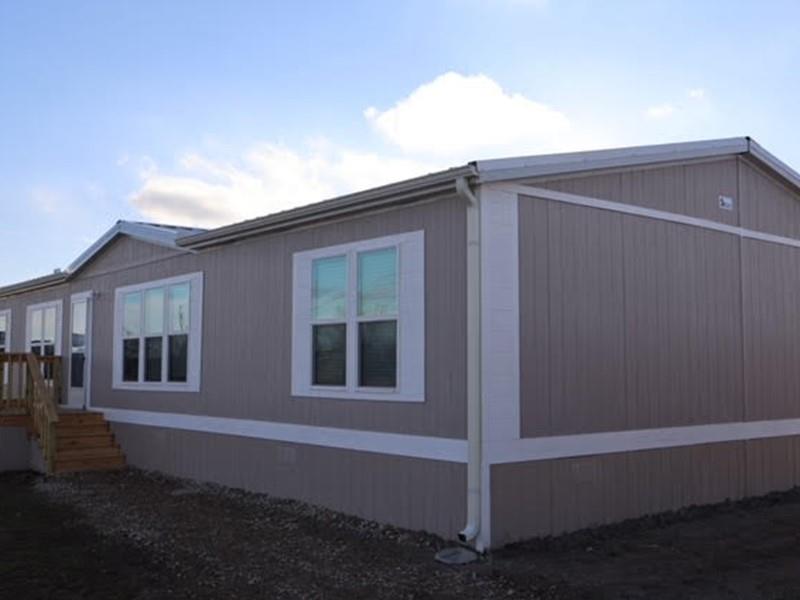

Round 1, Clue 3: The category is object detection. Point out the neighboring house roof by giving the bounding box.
[2,136,798,297]
[0,220,205,298]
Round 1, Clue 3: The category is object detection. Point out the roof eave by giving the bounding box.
[0,272,68,299]
[177,165,477,250]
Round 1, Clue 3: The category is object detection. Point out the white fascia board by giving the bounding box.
[475,137,750,183]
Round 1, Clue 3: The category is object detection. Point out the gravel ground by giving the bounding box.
[4,469,800,599]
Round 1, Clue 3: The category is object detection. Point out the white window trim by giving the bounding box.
[112,272,204,393]
[25,300,63,355]
[292,231,425,403]
[0,308,10,352]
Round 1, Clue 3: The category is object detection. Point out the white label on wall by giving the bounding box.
[719,195,734,210]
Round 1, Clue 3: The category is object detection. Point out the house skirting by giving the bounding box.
[490,435,800,546]
[111,422,467,539]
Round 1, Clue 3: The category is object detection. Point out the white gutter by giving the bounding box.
[455,176,483,548]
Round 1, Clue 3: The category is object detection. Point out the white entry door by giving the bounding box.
[68,293,93,408]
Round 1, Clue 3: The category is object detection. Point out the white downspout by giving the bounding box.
[455,176,482,548]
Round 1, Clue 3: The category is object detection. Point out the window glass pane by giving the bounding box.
[358,247,397,317]
[144,288,165,335]
[169,284,191,334]
[359,320,397,388]
[71,352,85,388]
[312,324,346,386]
[71,301,87,350]
[31,346,42,356]
[312,256,347,320]
[144,337,163,382]
[168,334,188,382]
[30,309,42,345]
[43,308,56,344]
[123,293,142,337]
[0,315,6,350]
[123,339,139,382]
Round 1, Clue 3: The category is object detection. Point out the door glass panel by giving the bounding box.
[71,300,88,390]
[71,301,87,349]
[0,314,6,351]
[71,353,85,388]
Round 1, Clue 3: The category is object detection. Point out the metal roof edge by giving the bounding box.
[177,165,476,249]
[0,221,203,299]
[475,137,752,183]
[0,272,68,299]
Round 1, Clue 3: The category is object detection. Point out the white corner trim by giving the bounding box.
[99,407,467,463]
[486,417,800,465]
[480,187,521,444]
[112,271,204,393]
[25,299,64,355]
[291,230,425,403]
[493,182,800,252]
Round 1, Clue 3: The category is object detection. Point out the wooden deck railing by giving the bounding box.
[0,353,62,472]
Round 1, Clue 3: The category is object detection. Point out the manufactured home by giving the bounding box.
[3,137,800,549]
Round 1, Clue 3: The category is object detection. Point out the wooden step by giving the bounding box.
[57,412,106,425]
[55,454,126,474]
[56,422,110,437]
[57,433,116,450]
[57,446,123,461]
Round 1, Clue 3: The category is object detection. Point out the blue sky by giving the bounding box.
[1,0,798,285]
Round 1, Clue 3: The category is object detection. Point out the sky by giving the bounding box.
[1,0,799,285]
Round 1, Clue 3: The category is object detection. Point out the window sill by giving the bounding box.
[292,387,424,403]
[112,381,200,393]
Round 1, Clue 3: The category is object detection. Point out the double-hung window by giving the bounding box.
[292,231,424,402]
[113,272,203,392]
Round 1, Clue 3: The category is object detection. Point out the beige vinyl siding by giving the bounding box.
[491,440,749,545]
[77,236,184,279]
[0,195,468,439]
[519,196,744,437]
[739,158,800,238]
[112,422,466,538]
[527,158,741,226]
[518,155,800,437]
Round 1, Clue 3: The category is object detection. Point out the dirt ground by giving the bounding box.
[3,470,800,599]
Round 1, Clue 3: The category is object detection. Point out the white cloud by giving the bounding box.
[129,71,617,228]
[645,104,677,120]
[129,141,439,228]
[688,88,707,100]
[364,72,574,159]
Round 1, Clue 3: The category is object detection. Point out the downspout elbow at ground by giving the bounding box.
[455,176,483,550]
